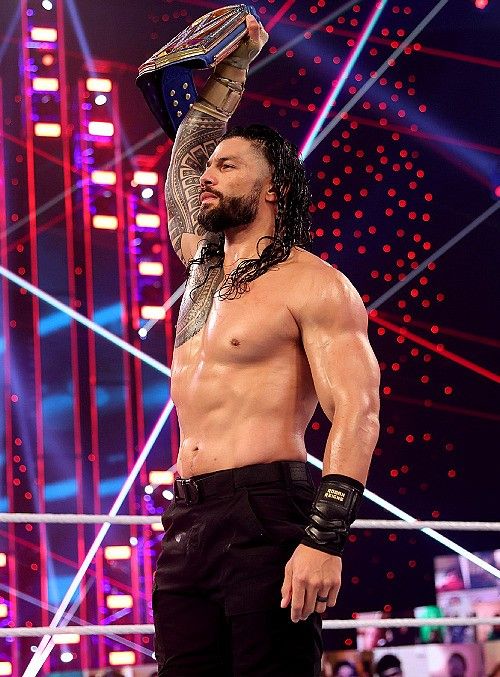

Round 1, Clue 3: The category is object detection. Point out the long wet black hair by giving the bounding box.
[186,124,313,300]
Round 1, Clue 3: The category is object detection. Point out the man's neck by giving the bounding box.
[223,218,275,266]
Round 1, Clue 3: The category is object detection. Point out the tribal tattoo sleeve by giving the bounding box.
[165,108,227,266]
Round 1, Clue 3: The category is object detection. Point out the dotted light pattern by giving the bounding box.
[149,0,499,646]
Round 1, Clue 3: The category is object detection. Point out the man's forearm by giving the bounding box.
[165,13,267,262]
[193,62,247,120]
[322,405,380,484]
[165,63,247,260]
[300,404,379,557]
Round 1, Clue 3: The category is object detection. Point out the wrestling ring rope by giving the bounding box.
[1,512,498,638]
[1,617,500,638]
[0,513,499,531]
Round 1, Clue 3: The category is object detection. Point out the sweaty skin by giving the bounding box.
[172,246,319,478]
[165,13,381,624]
[170,138,379,483]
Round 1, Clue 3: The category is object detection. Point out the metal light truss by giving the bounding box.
[0,79,16,677]
[125,161,179,622]
[0,1,177,671]
[76,68,178,669]
[18,1,69,672]
[129,169,169,322]
[77,73,137,667]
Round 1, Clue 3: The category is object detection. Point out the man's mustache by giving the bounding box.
[199,189,223,199]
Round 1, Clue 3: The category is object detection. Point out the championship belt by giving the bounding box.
[137,4,259,140]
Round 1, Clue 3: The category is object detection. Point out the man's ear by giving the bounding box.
[265,185,277,203]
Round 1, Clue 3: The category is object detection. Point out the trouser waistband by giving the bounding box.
[173,460,311,505]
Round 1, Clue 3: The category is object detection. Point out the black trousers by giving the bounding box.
[153,461,323,676]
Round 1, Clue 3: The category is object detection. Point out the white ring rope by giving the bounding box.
[1,617,498,638]
[0,513,498,531]
[322,618,500,630]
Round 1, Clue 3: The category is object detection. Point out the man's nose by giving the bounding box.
[200,167,215,188]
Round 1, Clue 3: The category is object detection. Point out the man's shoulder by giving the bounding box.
[284,248,365,322]
[285,247,350,289]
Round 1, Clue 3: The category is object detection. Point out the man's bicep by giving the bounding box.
[299,271,380,418]
[324,330,379,405]
[304,325,379,422]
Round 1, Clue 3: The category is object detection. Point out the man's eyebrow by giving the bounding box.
[206,155,243,167]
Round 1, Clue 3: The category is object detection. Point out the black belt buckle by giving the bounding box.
[176,478,200,505]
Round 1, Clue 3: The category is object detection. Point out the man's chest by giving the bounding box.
[174,263,299,362]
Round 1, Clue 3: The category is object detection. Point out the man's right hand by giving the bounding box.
[223,14,269,71]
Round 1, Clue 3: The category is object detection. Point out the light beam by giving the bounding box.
[307,454,500,579]
[301,0,388,158]
[303,0,451,158]
[22,399,174,676]
[0,264,170,377]
[368,201,500,311]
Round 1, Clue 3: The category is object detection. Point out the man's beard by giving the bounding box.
[198,181,262,234]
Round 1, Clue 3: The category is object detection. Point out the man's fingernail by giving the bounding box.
[280,599,285,607]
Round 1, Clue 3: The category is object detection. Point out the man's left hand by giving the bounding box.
[280,544,342,622]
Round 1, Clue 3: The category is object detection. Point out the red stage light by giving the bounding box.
[136,213,160,228]
[90,170,116,185]
[53,634,80,645]
[88,121,114,137]
[107,594,133,609]
[104,545,132,560]
[32,77,59,91]
[34,122,61,138]
[133,170,158,186]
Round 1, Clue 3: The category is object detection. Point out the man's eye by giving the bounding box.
[222,164,235,169]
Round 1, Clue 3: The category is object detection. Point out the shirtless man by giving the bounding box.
[152,15,380,677]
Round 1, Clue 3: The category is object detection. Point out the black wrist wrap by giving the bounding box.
[301,474,364,556]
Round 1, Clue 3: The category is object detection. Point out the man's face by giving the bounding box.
[198,137,273,233]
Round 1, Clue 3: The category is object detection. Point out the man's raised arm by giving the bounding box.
[166,15,268,266]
